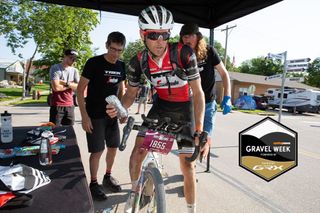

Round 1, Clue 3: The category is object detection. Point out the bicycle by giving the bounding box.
[120,115,207,213]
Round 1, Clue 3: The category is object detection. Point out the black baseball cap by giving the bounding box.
[180,23,203,39]
[64,49,79,56]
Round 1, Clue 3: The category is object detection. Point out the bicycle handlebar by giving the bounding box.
[120,115,206,162]
[119,116,135,151]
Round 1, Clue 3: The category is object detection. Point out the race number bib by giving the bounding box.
[141,130,174,155]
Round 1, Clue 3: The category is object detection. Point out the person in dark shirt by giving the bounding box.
[77,32,126,201]
[180,23,232,148]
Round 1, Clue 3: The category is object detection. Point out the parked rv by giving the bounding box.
[266,88,320,113]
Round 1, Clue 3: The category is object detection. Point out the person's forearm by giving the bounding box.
[77,90,88,118]
[222,74,231,97]
[193,90,205,131]
[121,92,136,109]
[77,78,89,118]
[117,82,125,101]
[52,84,67,92]
[68,82,78,91]
[216,63,231,97]
[121,86,138,109]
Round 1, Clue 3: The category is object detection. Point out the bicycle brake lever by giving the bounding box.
[119,116,135,151]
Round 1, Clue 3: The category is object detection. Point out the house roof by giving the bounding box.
[0,59,17,69]
[216,71,319,90]
[0,60,24,74]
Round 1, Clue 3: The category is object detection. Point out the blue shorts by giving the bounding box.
[203,100,217,137]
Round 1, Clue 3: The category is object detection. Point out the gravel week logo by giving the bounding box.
[239,117,297,181]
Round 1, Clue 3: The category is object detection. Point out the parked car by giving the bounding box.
[252,95,268,110]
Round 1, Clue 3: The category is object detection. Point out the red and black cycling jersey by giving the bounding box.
[127,42,199,102]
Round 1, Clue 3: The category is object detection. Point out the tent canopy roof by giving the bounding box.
[34,0,282,29]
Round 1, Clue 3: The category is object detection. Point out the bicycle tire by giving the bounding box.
[139,166,166,213]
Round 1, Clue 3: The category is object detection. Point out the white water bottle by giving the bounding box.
[39,133,52,166]
[1,111,13,143]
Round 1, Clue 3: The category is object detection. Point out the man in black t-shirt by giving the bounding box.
[77,32,126,201]
[180,23,232,148]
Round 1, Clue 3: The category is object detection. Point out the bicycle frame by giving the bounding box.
[119,115,207,213]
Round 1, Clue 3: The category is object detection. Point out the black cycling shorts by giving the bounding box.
[138,98,195,154]
[86,117,120,153]
[49,106,75,126]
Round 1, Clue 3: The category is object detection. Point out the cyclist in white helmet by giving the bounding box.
[107,5,207,213]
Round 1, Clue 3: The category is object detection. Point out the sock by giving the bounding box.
[187,203,196,213]
[131,180,139,191]
[105,169,111,176]
[90,178,97,185]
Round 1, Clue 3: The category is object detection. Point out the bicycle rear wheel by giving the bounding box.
[139,166,166,213]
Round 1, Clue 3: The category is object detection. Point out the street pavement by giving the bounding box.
[0,102,319,213]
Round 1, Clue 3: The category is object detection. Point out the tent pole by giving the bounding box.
[205,28,214,173]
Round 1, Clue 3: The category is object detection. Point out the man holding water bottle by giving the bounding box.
[77,32,126,201]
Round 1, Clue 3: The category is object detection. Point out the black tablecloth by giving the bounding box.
[0,126,94,213]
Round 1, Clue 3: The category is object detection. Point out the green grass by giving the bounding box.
[0,83,50,104]
[33,83,50,91]
[0,87,22,101]
[236,109,276,116]
[10,95,48,106]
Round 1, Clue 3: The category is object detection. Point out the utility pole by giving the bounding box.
[221,24,237,66]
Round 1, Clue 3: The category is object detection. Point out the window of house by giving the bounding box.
[239,88,248,96]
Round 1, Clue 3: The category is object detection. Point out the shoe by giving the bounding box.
[135,112,140,114]
[103,175,122,192]
[90,182,107,201]
[124,191,136,213]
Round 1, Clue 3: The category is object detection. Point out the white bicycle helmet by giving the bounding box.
[138,5,174,30]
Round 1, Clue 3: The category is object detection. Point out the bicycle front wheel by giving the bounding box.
[139,166,166,213]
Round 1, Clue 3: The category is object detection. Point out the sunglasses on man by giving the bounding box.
[144,31,171,41]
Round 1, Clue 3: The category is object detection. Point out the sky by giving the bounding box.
[1,0,320,66]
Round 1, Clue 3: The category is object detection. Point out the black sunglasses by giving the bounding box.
[145,32,170,41]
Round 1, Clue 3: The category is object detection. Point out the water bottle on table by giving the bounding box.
[39,131,52,166]
[1,111,13,143]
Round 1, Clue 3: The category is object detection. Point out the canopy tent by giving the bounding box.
[33,0,282,29]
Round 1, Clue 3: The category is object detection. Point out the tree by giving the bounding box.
[238,57,283,76]
[305,58,320,88]
[0,0,99,82]
[122,39,145,68]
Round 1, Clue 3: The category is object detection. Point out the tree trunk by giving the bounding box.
[25,45,38,83]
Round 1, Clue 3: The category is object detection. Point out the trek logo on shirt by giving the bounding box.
[104,70,121,84]
[198,60,206,72]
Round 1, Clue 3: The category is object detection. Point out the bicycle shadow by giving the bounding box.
[93,189,131,212]
[164,174,184,198]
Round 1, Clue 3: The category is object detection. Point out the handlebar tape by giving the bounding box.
[199,131,208,163]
